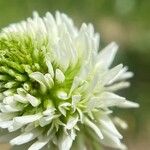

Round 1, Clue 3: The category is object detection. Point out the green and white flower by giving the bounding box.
[0,12,139,150]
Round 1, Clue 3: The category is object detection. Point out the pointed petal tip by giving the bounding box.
[118,100,139,108]
[107,41,119,54]
[111,41,119,47]
[126,100,140,108]
[98,42,119,68]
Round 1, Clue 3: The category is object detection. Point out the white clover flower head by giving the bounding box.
[0,12,139,150]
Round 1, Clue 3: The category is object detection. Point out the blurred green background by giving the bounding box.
[0,0,149,150]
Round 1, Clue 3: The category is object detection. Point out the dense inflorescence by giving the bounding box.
[0,12,139,150]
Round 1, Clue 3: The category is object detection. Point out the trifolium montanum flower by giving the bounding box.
[0,12,139,150]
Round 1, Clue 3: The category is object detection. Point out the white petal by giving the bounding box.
[65,115,79,130]
[17,88,27,96]
[28,137,50,150]
[0,112,17,121]
[10,128,42,145]
[24,123,35,132]
[98,42,118,68]
[101,129,126,150]
[113,117,128,129]
[107,67,126,84]
[8,122,24,132]
[39,114,60,127]
[58,102,71,116]
[0,120,13,128]
[3,96,14,105]
[69,77,82,96]
[84,117,103,139]
[108,66,133,84]
[55,69,65,83]
[87,97,101,111]
[39,116,53,127]
[14,114,41,125]
[29,72,45,84]
[119,71,134,80]
[3,89,15,96]
[0,104,22,112]
[26,94,41,107]
[99,115,122,138]
[117,100,139,108]
[61,13,77,37]
[58,132,73,150]
[72,95,81,111]
[43,107,56,116]
[4,81,18,88]
[14,94,28,103]
[77,108,83,123]
[29,72,47,92]
[75,24,90,59]
[44,73,54,89]
[103,92,126,105]
[101,64,123,85]
[45,54,54,78]
[106,82,130,92]
[110,66,133,82]
[90,92,126,108]
[70,129,76,140]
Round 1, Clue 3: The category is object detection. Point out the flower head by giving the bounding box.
[0,12,139,150]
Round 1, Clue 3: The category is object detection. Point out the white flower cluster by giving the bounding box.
[0,12,139,150]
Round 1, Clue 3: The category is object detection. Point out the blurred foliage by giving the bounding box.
[0,0,149,149]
